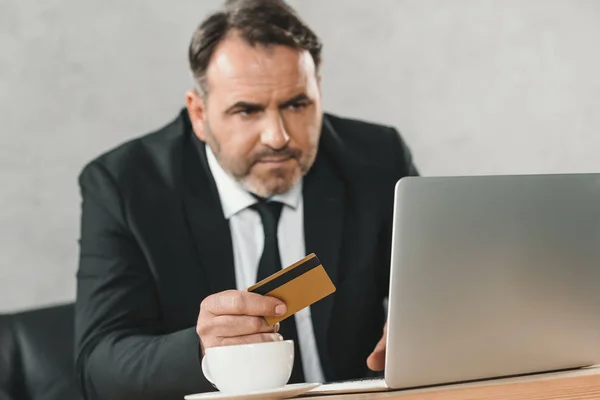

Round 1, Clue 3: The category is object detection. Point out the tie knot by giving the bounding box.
[250,199,283,238]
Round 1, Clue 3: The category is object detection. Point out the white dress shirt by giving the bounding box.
[205,146,326,383]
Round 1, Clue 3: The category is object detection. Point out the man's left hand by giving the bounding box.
[367,322,387,371]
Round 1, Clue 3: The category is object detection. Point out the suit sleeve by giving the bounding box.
[75,161,213,400]
[0,314,17,400]
[377,127,419,302]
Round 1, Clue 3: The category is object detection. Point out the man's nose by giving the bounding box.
[260,113,290,150]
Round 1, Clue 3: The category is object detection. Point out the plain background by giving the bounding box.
[1,0,599,312]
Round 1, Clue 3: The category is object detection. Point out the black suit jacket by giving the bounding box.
[75,109,418,400]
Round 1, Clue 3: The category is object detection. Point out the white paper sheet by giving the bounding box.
[301,378,389,396]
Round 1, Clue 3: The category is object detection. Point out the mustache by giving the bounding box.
[250,147,301,163]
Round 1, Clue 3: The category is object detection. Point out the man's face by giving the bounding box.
[186,33,323,198]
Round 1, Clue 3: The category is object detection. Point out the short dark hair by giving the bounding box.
[188,0,323,95]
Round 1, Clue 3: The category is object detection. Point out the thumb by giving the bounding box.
[367,322,387,371]
[366,335,386,371]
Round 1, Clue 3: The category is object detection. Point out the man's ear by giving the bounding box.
[185,90,207,142]
[317,74,323,96]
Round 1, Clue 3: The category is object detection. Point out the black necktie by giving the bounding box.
[251,199,306,384]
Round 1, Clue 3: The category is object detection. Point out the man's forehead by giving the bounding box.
[206,34,316,88]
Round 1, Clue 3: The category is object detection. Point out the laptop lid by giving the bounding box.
[385,173,600,389]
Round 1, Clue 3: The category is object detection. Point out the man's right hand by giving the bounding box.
[196,290,287,355]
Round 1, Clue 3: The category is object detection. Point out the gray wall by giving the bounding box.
[1,0,599,312]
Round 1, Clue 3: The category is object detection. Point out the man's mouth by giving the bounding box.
[257,156,293,164]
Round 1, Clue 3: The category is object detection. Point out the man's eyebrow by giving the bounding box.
[224,101,265,115]
[280,93,311,108]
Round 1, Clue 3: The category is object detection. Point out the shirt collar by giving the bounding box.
[205,145,302,219]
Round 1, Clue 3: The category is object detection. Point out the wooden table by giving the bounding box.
[299,366,600,400]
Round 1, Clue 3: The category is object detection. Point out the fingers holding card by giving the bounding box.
[247,253,336,326]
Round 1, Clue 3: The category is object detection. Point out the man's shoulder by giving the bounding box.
[324,112,395,135]
[79,110,188,184]
[321,112,414,174]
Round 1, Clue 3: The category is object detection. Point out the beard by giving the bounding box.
[204,121,317,198]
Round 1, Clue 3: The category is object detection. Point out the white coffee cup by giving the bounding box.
[201,340,294,394]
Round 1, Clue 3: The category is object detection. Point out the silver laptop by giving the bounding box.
[385,173,600,389]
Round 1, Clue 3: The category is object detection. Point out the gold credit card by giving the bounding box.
[247,253,336,326]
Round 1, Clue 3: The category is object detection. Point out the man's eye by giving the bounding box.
[237,108,259,116]
[287,101,309,111]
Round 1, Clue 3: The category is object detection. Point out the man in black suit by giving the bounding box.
[75,0,418,399]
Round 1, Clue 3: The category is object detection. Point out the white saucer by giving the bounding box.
[184,383,321,400]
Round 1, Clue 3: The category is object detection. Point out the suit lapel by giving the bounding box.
[304,121,346,380]
[181,128,236,294]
